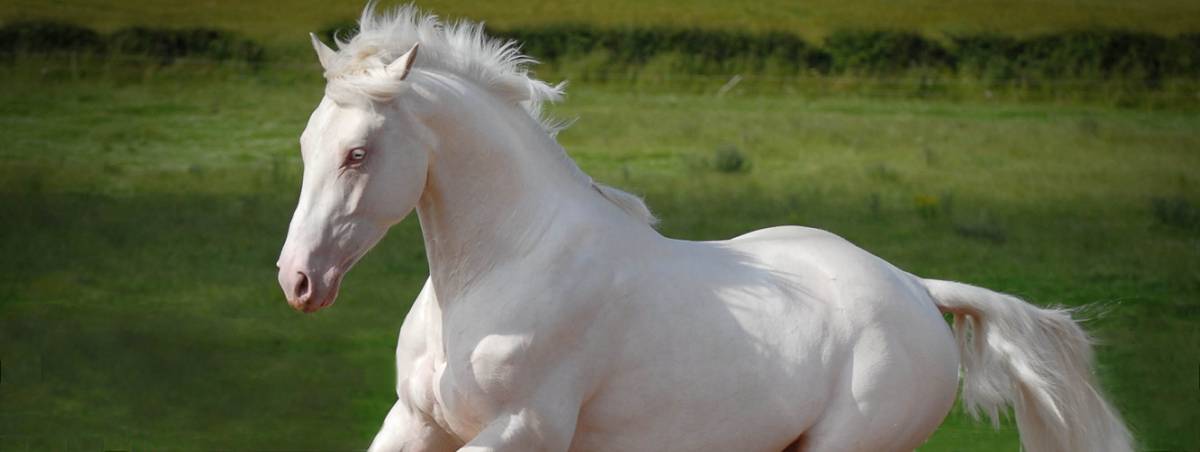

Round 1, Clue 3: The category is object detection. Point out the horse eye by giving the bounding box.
[348,148,367,163]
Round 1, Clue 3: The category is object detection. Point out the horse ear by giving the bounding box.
[309,32,337,71]
[387,43,420,81]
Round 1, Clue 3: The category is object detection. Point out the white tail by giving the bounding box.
[923,279,1133,452]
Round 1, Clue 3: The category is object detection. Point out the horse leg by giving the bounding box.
[457,404,580,452]
[368,399,459,452]
[455,380,583,452]
[792,402,948,452]
[796,333,959,452]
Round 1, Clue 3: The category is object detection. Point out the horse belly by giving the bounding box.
[570,286,839,452]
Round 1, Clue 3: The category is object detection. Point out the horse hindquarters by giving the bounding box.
[925,279,1133,452]
[795,296,960,452]
[727,227,962,451]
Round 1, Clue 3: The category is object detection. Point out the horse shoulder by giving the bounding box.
[430,266,618,438]
[397,279,440,378]
[394,278,450,425]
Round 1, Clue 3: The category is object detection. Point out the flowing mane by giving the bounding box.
[319,3,657,225]
[322,3,567,135]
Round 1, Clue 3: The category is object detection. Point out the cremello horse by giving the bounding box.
[276,6,1133,451]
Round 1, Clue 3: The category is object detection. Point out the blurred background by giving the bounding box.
[0,0,1197,450]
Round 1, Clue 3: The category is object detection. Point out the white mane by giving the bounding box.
[323,3,567,135]
[321,3,657,225]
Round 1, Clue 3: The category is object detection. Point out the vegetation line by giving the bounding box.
[4,19,1199,106]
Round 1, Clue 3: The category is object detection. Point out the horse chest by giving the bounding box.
[432,332,539,438]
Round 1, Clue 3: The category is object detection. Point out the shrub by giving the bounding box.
[712,145,750,173]
[495,25,828,75]
[108,26,264,64]
[1017,31,1165,81]
[0,20,265,65]
[954,215,1008,244]
[1151,196,1199,230]
[12,17,1199,92]
[0,20,105,54]
[952,34,1025,83]
[313,19,1198,86]
[1172,33,1200,76]
[954,30,1200,87]
[824,30,952,74]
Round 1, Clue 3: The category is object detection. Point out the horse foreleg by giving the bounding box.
[369,398,459,452]
[457,402,579,452]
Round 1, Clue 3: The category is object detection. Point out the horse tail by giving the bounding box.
[923,279,1133,452]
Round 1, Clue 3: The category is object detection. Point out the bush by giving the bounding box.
[1020,31,1163,81]
[11,18,1200,90]
[0,21,105,54]
[712,145,750,173]
[108,26,264,65]
[314,18,1198,85]
[1151,196,1199,230]
[954,216,1008,244]
[0,20,264,65]
[495,25,829,75]
[955,30,1200,87]
[1173,33,1200,76]
[952,34,1025,82]
[824,30,952,74]
[319,21,832,76]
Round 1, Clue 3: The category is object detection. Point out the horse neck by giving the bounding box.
[410,73,650,300]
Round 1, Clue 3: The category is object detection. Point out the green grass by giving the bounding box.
[1,59,1198,451]
[5,0,1200,46]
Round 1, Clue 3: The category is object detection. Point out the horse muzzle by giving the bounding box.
[277,263,343,313]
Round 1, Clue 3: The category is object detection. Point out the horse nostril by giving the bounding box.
[294,272,311,300]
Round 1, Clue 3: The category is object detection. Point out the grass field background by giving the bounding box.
[1,1,1198,450]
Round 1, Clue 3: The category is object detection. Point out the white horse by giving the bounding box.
[276,6,1133,451]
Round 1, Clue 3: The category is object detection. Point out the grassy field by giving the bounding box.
[5,0,1200,45]
[1,1,1198,450]
[0,57,1197,450]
